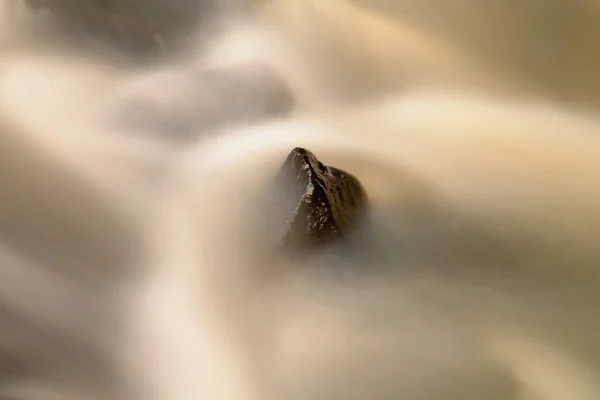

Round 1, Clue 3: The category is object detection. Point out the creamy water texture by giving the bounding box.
[2,2,600,400]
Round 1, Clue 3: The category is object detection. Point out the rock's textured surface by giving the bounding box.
[277,147,368,251]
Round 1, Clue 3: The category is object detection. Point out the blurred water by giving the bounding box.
[2,2,600,400]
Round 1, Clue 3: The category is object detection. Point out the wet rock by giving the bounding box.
[276,147,369,251]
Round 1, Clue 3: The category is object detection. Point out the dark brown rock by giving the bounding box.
[276,147,368,251]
